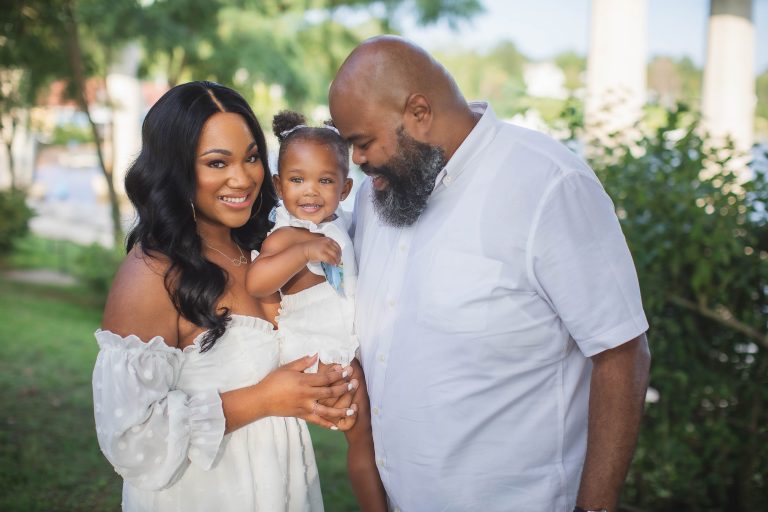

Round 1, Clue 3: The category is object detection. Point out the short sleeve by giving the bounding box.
[92,330,226,490]
[528,171,648,357]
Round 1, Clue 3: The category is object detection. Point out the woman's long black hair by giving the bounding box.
[124,81,278,351]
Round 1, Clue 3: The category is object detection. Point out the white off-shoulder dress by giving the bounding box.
[92,314,324,511]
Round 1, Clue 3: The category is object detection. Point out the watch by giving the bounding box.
[573,507,609,512]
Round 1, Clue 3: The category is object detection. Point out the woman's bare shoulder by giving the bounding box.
[101,246,179,346]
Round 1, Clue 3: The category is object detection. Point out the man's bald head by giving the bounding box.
[330,35,465,116]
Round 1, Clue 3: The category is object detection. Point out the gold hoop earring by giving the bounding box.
[250,193,263,219]
[191,201,197,222]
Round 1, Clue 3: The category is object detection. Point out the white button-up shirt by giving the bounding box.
[352,103,648,511]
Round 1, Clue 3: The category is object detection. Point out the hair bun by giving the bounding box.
[273,110,307,142]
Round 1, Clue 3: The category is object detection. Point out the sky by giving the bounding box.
[399,0,768,72]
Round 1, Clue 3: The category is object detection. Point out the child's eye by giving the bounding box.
[319,178,335,184]
[289,176,303,183]
[208,160,226,169]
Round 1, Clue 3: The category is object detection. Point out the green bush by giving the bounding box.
[579,106,768,511]
[50,123,93,145]
[73,243,123,298]
[0,189,34,256]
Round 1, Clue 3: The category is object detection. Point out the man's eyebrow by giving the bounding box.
[345,133,367,143]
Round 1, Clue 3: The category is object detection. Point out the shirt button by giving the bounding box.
[378,354,386,363]
[376,458,385,467]
[372,407,379,416]
[443,175,453,185]
[399,243,407,252]
[388,299,396,308]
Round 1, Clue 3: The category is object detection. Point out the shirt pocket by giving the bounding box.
[416,249,503,333]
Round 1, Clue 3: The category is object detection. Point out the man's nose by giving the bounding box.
[352,147,367,166]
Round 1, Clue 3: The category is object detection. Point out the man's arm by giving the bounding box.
[575,333,651,511]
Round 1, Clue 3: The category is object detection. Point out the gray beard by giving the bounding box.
[365,130,446,227]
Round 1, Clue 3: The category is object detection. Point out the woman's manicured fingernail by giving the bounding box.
[346,408,355,416]
[347,380,357,391]
[342,370,349,378]
[330,425,339,431]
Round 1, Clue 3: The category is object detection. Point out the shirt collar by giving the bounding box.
[434,102,500,189]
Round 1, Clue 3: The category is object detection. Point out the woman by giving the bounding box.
[92,81,357,511]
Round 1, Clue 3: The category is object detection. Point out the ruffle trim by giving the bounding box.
[316,346,357,368]
[95,329,182,356]
[185,390,226,470]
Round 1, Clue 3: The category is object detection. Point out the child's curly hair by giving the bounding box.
[272,110,350,177]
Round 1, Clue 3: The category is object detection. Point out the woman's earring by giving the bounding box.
[191,201,197,222]
[250,193,263,219]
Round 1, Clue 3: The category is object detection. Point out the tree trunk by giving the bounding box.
[1,113,17,190]
[62,1,123,248]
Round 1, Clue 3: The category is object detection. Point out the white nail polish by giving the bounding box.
[342,371,349,378]
[347,382,356,391]
[330,425,339,431]
[346,408,355,416]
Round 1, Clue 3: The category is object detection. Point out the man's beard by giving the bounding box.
[362,128,446,227]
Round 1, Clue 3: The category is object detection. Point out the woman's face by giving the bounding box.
[193,112,264,234]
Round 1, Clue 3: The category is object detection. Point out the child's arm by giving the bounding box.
[246,228,341,298]
[344,360,388,512]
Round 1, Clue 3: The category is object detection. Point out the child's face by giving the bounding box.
[274,141,352,224]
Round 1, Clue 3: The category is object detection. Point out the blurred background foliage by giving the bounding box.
[1,1,767,511]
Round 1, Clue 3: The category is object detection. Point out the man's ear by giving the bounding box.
[402,93,432,139]
[271,174,282,199]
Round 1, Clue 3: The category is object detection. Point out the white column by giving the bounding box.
[106,42,142,195]
[702,0,755,155]
[585,0,648,141]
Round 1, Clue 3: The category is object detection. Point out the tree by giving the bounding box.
[553,50,585,93]
[0,1,70,189]
[576,105,768,511]
[139,0,484,107]
[647,55,702,108]
[60,0,143,248]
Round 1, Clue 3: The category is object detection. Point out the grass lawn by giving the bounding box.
[0,237,358,511]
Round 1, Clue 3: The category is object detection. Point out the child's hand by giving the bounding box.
[302,237,341,266]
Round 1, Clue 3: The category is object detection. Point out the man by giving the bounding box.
[329,35,651,512]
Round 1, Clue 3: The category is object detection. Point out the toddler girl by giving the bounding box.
[246,110,386,511]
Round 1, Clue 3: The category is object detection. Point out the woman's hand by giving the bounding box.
[256,354,358,429]
[317,360,363,432]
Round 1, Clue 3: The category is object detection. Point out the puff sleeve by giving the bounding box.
[92,330,226,490]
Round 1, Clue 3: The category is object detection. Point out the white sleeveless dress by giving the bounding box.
[267,205,359,373]
[92,314,324,511]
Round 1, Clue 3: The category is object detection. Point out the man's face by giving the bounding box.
[361,127,446,227]
[331,99,446,227]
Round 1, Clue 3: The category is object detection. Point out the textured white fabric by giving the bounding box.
[277,281,358,372]
[352,102,648,511]
[270,204,359,373]
[92,315,324,511]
